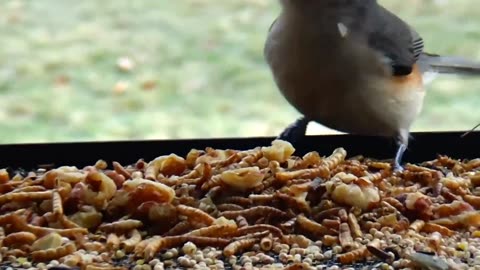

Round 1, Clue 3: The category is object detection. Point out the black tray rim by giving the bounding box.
[1,130,478,146]
[0,131,479,170]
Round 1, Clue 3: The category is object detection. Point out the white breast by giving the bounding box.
[422,71,439,85]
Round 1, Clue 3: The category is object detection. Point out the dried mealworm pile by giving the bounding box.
[1,139,480,270]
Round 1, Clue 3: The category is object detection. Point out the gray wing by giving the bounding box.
[367,5,424,76]
[268,18,277,33]
[266,3,423,76]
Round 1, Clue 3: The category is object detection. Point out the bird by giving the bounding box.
[264,0,480,171]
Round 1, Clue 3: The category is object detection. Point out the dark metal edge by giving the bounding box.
[0,131,479,169]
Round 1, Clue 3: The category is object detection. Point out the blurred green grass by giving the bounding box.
[1,0,480,143]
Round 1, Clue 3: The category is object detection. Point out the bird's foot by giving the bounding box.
[394,163,404,173]
[393,143,407,173]
[277,116,310,145]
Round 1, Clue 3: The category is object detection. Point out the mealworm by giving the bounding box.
[161,165,204,186]
[377,213,399,227]
[260,233,273,251]
[232,230,270,242]
[282,234,312,248]
[393,216,411,233]
[177,204,216,225]
[347,213,362,238]
[322,235,338,247]
[52,190,63,216]
[98,219,143,233]
[338,208,348,222]
[322,219,341,230]
[235,224,284,238]
[216,203,244,212]
[249,194,275,204]
[83,241,106,253]
[0,168,9,183]
[106,233,121,250]
[218,196,253,207]
[422,222,455,236]
[5,248,27,257]
[0,190,53,204]
[185,223,237,237]
[121,229,142,252]
[171,176,205,186]
[322,148,348,169]
[2,231,37,247]
[337,243,371,264]
[105,170,126,189]
[112,161,132,179]
[200,175,223,191]
[313,207,343,221]
[275,166,330,182]
[163,220,192,236]
[60,215,81,229]
[296,214,334,237]
[359,172,384,185]
[235,215,249,228]
[280,217,297,234]
[381,200,400,214]
[405,163,439,173]
[31,242,77,262]
[223,238,257,257]
[339,223,354,250]
[409,219,426,232]
[464,195,480,209]
[241,149,264,165]
[255,176,277,192]
[367,161,392,170]
[12,185,47,193]
[275,192,311,214]
[220,206,288,220]
[134,237,155,257]
[93,159,108,170]
[11,215,88,237]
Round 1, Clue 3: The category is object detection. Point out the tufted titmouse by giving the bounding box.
[264,0,480,171]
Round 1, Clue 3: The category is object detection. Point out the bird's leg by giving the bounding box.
[277,116,310,144]
[393,131,409,172]
[393,143,407,172]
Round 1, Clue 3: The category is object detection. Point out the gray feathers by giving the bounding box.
[270,0,480,77]
[366,4,424,76]
[419,53,480,76]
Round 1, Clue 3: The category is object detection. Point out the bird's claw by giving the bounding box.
[277,117,310,145]
[393,163,404,173]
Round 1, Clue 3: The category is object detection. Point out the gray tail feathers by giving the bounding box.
[419,52,480,76]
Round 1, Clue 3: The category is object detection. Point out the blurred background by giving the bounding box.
[1,0,480,144]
